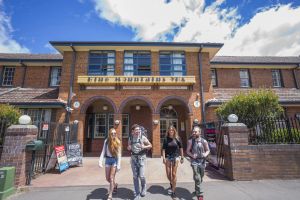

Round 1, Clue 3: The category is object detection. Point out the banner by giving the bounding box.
[54,145,69,172]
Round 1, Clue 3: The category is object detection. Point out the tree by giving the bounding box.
[0,104,21,124]
[216,89,284,126]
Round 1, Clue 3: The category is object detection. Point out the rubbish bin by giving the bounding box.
[0,167,15,200]
[26,140,44,151]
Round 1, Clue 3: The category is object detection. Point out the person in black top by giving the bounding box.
[162,125,184,199]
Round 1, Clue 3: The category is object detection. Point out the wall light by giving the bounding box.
[114,120,120,125]
[228,114,238,123]
[19,115,31,125]
[168,105,173,110]
[193,119,199,124]
[136,105,141,111]
[103,105,108,111]
[153,120,159,125]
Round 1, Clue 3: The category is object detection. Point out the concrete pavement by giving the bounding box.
[8,180,300,200]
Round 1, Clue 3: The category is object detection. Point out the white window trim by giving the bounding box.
[2,67,15,86]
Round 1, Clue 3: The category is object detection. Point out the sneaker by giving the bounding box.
[133,194,140,200]
[113,183,118,194]
[171,192,176,199]
[197,196,204,200]
[140,188,146,197]
[167,183,172,194]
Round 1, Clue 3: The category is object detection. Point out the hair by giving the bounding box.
[131,124,140,131]
[167,125,180,140]
[193,125,202,132]
[107,128,121,157]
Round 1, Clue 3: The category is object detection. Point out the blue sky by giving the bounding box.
[0,0,300,56]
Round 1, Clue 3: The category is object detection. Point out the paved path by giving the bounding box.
[9,180,300,200]
[30,157,226,187]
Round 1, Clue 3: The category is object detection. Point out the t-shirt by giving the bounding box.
[129,134,148,155]
[189,137,208,167]
[162,137,182,158]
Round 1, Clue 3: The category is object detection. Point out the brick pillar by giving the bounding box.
[222,123,252,180]
[152,114,161,157]
[0,125,38,186]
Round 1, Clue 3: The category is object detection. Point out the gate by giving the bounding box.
[26,121,78,185]
[203,121,225,169]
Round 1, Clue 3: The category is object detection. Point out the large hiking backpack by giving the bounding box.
[129,125,148,155]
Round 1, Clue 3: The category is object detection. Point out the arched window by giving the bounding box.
[160,107,178,119]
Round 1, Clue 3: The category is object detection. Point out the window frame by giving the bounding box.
[1,67,15,87]
[88,50,116,76]
[272,69,283,88]
[211,68,218,87]
[49,66,62,87]
[123,51,151,76]
[239,69,251,88]
[159,51,186,76]
[122,114,130,138]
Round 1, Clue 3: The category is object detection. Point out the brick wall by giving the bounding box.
[223,123,300,180]
[24,66,51,88]
[215,68,297,88]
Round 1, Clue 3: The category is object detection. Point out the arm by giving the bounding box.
[180,147,184,163]
[202,140,210,158]
[127,137,132,151]
[142,137,152,150]
[186,139,195,159]
[117,146,121,171]
[98,139,106,168]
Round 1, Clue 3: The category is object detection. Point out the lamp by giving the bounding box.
[19,115,31,125]
[136,105,141,110]
[103,105,108,111]
[193,119,199,124]
[168,105,173,110]
[228,114,238,123]
[153,120,159,125]
[114,120,120,125]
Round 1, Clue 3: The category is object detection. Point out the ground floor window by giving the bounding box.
[122,114,129,138]
[87,113,115,138]
[20,109,52,122]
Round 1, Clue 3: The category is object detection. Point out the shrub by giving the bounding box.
[0,104,21,124]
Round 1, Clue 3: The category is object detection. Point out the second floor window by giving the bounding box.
[2,67,15,86]
[160,52,186,76]
[124,51,151,76]
[240,69,250,87]
[272,69,283,87]
[211,69,217,87]
[88,51,115,75]
[50,67,62,87]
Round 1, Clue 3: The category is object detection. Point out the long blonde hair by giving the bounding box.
[107,128,121,157]
[167,125,180,140]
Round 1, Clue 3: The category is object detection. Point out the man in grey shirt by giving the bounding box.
[186,125,210,200]
[127,124,152,200]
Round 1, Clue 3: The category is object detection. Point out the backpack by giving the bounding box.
[129,125,148,155]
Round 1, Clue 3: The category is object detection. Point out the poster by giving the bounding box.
[54,145,69,172]
[67,143,83,166]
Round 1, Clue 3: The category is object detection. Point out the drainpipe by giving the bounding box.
[65,44,77,124]
[198,45,206,125]
[293,64,300,89]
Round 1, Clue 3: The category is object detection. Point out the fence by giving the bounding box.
[244,117,300,144]
[0,119,10,160]
[26,121,78,185]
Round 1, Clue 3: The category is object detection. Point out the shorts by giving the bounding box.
[105,157,117,167]
[166,155,180,163]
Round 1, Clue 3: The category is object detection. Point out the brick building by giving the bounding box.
[0,42,299,157]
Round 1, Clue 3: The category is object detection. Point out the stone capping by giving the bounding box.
[6,125,38,136]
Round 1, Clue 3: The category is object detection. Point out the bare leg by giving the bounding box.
[108,166,117,198]
[165,160,172,183]
[171,160,179,193]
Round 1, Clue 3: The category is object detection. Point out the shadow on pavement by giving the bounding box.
[86,187,134,200]
[147,185,168,196]
[175,187,193,199]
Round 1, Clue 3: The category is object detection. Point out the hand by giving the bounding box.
[202,153,207,158]
[117,167,120,172]
[127,145,131,151]
[163,158,166,164]
[192,154,198,159]
[99,163,103,168]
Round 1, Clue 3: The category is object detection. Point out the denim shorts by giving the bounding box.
[105,157,117,167]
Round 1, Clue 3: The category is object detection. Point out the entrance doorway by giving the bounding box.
[160,107,178,144]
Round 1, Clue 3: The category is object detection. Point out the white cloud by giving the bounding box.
[0,0,30,53]
[44,43,59,54]
[93,0,300,56]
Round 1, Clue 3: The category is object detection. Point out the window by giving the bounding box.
[20,109,52,122]
[122,114,129,138]
[50,67,62,86]
[160,52,186,76]
[240,69,250,87]
[94,114,107,138]
[2,67,15,86]
[88,51,115,75]
[272,69,283,87]
[124,51,151,76]
[211,69,217,87]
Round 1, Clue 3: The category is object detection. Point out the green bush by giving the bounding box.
[216,89,284,128]
[270,128,300,143]
[0,104,21,124]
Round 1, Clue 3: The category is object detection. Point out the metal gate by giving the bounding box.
[26,121,78,184]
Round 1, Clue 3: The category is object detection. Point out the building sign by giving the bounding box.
[78,76,196,86]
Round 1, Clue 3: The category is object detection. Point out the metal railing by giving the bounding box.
[244,117,300,145]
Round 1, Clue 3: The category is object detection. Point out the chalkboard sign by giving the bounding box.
[67,143,83,166]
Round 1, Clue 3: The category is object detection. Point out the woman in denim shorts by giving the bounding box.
[162,125,184,199]
[99,128,122,200]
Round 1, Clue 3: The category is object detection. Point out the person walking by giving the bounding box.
[186,125,210,200]
[99,128,122,200]
[127,124,152,200]
[162,125,184,199]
